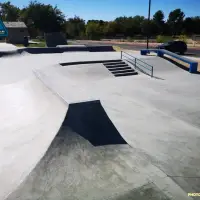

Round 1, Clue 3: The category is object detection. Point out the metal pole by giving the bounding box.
[135,58,136,69]
[147,0,151,49]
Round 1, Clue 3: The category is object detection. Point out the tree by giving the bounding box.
[183,17,194,35]
[141,19,157,36]
[167,9,185,35]
[192,17,200,34]
[0,1,20,21]
[114,15,145,36]
[66,16,85,38]
[86,21,102,40]
[20,1,66,34]
[153,10,165,34]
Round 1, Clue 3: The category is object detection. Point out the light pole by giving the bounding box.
[147,0,151,49]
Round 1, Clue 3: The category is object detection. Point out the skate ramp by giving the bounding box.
[0,77,68,200]
[140,56,193,80]
[45,32,68,47]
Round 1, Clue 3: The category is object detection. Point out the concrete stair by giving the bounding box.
[103,60,138,77]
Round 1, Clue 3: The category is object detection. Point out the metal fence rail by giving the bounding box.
[121,51,154,77]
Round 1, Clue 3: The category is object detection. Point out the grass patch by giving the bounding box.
[32,38,45,43]
[113,45,121,51]
[156,35,173,43]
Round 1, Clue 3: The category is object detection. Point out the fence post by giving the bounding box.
[151,67,153,77]
[135,58,136,69]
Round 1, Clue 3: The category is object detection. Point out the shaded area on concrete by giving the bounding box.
[7,45,115,55]
[114,183,171,200]
[60,59,122,66]
[58,45,88,52]
[6,126,170,200]
[18,47,62,54]
[0,50,18,57]
[64,100,127,146]
[86,45,115,52]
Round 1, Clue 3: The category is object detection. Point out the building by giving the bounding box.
[3,21,29,44]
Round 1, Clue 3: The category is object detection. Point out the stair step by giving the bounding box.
[112,69,136,74]
[108,66,132,71]
[106,64,129,68]
[104,61,126,66]
[102,60,122,64]
[114,71,138,77]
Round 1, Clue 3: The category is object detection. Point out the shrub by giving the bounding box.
[178,35,188,43]
[127,36,133,42]
[156,35,173,43]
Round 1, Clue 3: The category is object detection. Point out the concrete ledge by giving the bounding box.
[60,59,122,66]
[141,49,198,73]
[86,45,115,52]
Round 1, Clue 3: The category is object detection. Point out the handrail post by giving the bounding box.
[121,51,122,59]
[135,58,136,69]
[151,67,153,77]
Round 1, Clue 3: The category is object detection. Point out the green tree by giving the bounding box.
[192,17,200,34]
[0,1,20,21]
[20,1,66,34]
[86,21,102,40]
[167,9,185,35]
[66,16,85,39]
[114,15,145,36]
[153,10,165,34]
[141,19,157,36]
[183,17,194,35]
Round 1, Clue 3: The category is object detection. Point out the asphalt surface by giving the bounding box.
[71,40,200,57]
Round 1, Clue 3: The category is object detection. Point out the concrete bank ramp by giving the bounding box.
[0,77,68,200]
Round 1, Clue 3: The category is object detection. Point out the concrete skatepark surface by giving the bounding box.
[0,47,200,200]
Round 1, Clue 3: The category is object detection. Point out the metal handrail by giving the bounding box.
[121,51,154,77]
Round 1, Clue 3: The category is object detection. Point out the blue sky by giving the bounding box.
[9,0,200,21]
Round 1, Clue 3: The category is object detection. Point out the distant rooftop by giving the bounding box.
[3,21,27,28]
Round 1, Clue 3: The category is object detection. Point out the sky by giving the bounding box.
[8,0,200,21]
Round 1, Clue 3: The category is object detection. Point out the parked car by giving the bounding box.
[157,41,187,54]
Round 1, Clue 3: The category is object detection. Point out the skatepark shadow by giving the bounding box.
[163,56,200,75]
[62,100,127,146]
[125,59,165,80]
[184,53,197,56]
[114,183,171,200]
